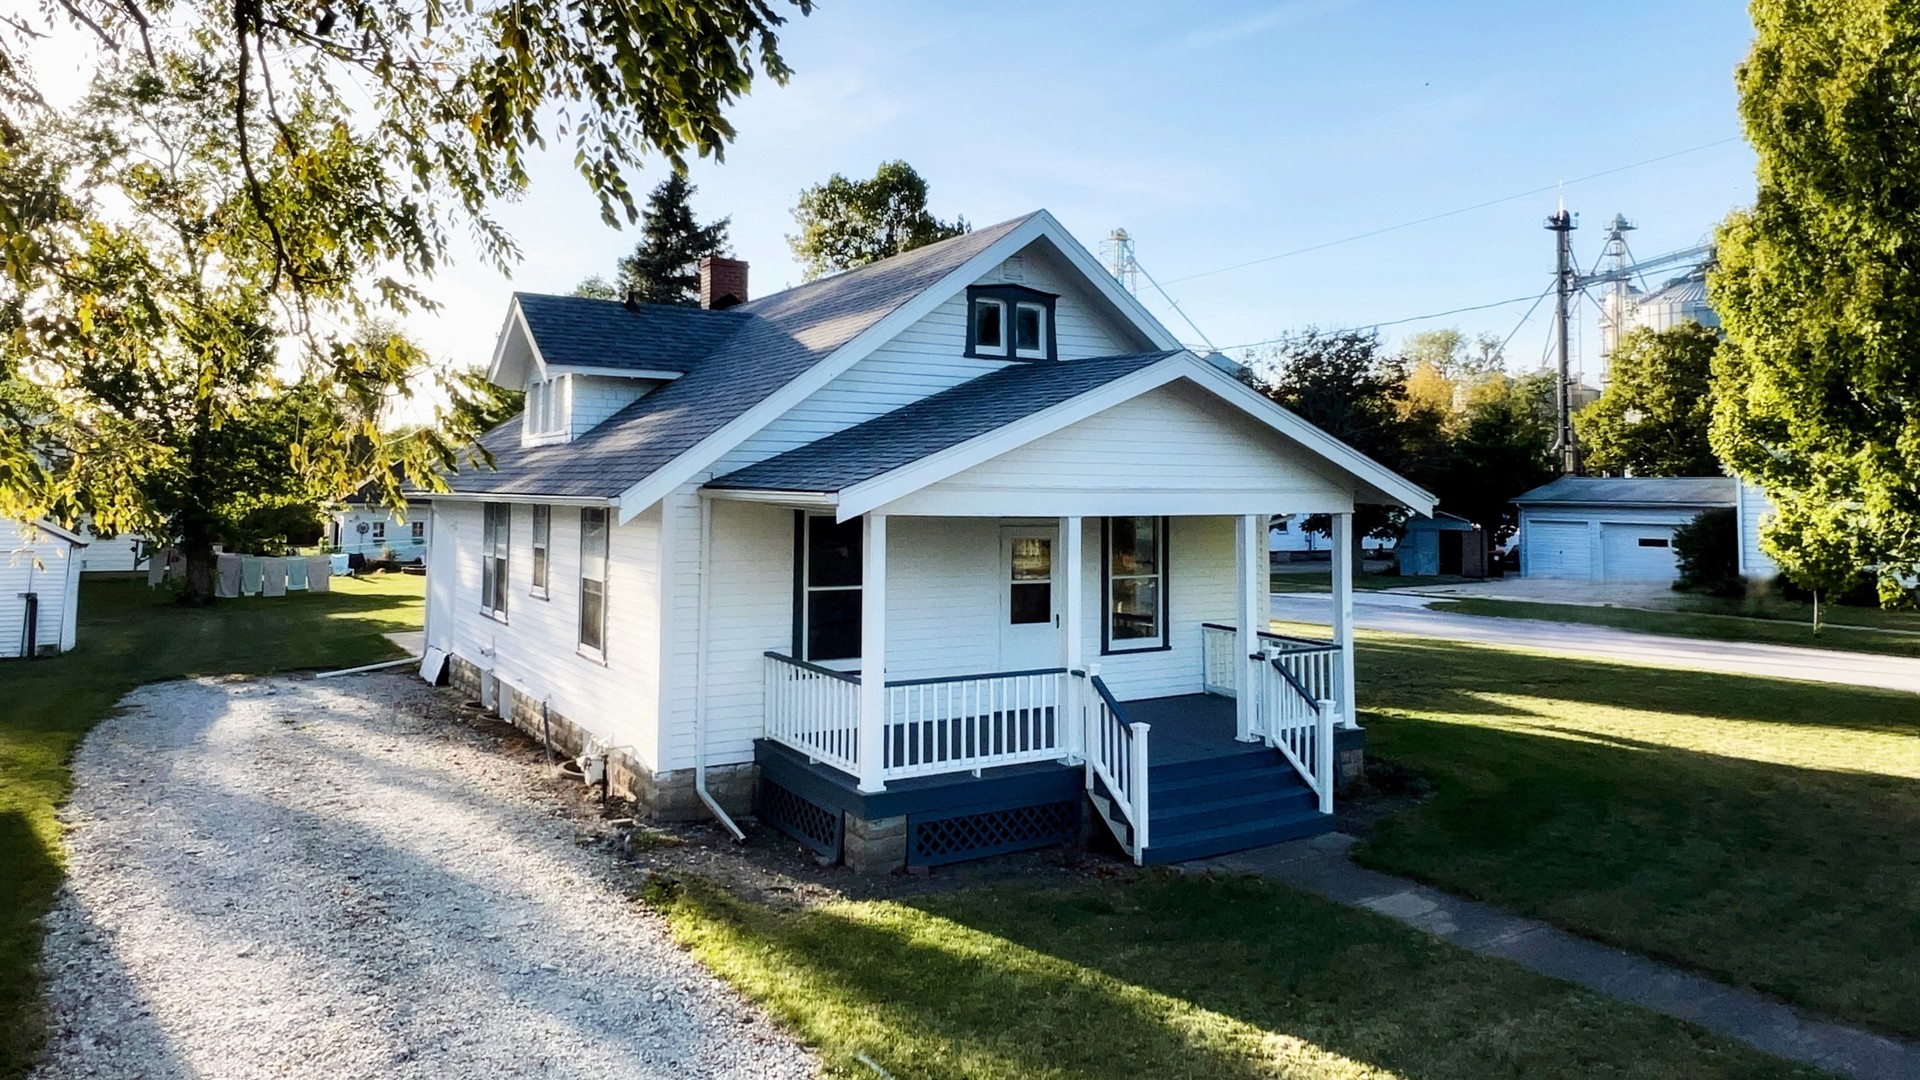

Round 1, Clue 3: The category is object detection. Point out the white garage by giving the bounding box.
[1515,476,1735,584]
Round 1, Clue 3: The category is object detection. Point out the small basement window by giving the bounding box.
[966,284,1057,361]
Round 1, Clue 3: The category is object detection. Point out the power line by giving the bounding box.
[1213,290,1548,354]
[1163,136,1742,286]
[1132,259,1218,351]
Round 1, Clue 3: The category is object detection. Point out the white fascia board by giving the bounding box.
[1028,209,1182,352]
[543,364,683,381]
[30,518,89,547]
[611,214,1062,524]
[413,490,616,508]
[833,355,1194,521]
[1177,359,1439,516]
[698,488,837,509]
[485,301,548,388]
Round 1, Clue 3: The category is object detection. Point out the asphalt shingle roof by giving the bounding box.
[439,213,1040,500]
[514,293,749,374]
[1513,475,1735,507]
[707,351,1182,493]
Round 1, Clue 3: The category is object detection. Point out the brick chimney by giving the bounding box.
[699,256,749,309]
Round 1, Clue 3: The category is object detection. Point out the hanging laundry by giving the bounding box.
[285,557,309,591]
[215,553,243,598]
[240,556,264,596]
[306,555,333,594]
[261,557,287,597]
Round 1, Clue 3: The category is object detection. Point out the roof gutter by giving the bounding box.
[407,491,619,508]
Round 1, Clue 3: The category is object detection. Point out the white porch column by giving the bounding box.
[1059,516,1084,761]
[1234,513,1264,742]
[857,513,888,793]
[1330,511,1358,729]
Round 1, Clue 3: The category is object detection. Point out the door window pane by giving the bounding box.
[1010,582,1052,625]
[1011,538,1051,580]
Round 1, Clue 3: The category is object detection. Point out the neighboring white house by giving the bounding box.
[75,524,148,573]
[420,214,1434,870]
[1,519,85,657]
[1514,475,1777,583]
[330,490,430,563]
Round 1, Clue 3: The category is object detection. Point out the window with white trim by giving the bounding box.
[579,507,608,655]
[481,503,510,619]
[796,513,861,662]
[530,505,550,597]
[525,375,568,436]
[1103,516,1167,651]
[966,284,1057,361]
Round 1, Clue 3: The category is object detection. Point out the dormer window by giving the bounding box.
[966,284,1057,362]
[525,375,568,437]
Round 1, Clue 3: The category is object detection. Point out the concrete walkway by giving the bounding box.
[1201,834,1920,1080]
[1271,591,1920,695]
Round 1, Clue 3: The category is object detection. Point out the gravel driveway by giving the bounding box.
[33,674,817,1079]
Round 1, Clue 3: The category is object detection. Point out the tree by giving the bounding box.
[1433,373,1557,546]
[0,2,806,600]
[1710,0,1920,606]
[1575,323,1720,477]
[1245,329,1411,542]
[788,160,967,279]
[1672,508,1743,598]
[572,276,620,300]
[614,173,730,305]
[1402,327,1505,381]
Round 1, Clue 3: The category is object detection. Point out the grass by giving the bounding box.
[1435,598,1920,658]
[1271,570,1456,593]
[1344,628,1920,1038]
[650,874,1816,1079]
[0,572,422,1077]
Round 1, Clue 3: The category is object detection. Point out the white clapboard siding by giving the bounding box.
[570,375,656,438]
[713,244,1147,472]
[0,522,83,657]
[1737,481,1780,580]
[436,500,664,769]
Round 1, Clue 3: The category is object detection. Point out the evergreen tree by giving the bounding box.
[614,174,732,306]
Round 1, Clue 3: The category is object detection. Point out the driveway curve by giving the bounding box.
[33,674,816,1080]
[1273,591,1920,695]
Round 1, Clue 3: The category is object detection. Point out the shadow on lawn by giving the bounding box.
[1354,683,1920,1038]
[0,810,58,1079]
[1355,635,1920,737]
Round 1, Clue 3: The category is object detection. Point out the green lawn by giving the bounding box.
[1271,571,1457,593]
[1345,629,1920,1038]
[0,573,422,1077]
[1435,597,1920,658]
[652,874,1815,1079]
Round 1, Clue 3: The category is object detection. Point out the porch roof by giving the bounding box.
[705,350,1183,493]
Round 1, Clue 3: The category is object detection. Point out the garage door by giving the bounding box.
[1525,521,1592,578]
[1600,523,1679,581]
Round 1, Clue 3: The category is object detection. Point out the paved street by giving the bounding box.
[1272,590,1920,695]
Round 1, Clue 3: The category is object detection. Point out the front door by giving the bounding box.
[998,526,1058,669]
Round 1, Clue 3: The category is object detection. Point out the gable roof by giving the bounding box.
[1514,475,1735,508]
[708,351,1183,493]
[513,294,750,374]
[440,211,1176,503]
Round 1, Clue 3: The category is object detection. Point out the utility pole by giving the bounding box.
[1545,206,1579,474]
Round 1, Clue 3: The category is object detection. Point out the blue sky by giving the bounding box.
[37,1,1761,386]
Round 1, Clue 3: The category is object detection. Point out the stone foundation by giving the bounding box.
[1334,725,1367,793]
[446,652,754,822]
[843,813,909,874]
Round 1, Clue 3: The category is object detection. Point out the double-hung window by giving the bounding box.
[965,284,1057,361]
[1102,516,1167,651]
[579,508,608,656]
[481,503,510,620]
[796,513,861,663]
[530,506,551,598]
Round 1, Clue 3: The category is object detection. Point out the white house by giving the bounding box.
[420,214,1434,870]
[1,519,85,657]
[330,488,430,563]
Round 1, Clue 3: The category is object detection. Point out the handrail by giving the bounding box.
[885,665,1068,688]
[761,650,860,684]
[1087,671,1129,717]
[1267,655,1319,708]
[1080,671,1151,863]
[1200,622,1338,651]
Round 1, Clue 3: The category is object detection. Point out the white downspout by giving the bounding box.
[694,493,745,841]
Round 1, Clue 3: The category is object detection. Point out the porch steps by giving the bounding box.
[1140,748,1332,865]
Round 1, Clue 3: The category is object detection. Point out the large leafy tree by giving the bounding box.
[788,160,966,280]
[1711,0,1920,605]
[1575,322,1721,477]
[613,173,731,305]
[0,1,807,601]
[1440,373,1557,545]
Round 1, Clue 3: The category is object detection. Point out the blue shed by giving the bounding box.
[1398,512,1485,577]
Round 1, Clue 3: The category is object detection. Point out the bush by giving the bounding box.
[1673,507,1743,597]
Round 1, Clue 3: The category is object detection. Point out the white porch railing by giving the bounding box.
[763,653,862,777]
[1255,649,1336,814]
[1201,623,1238,695]
[1080,669,1151,863]
[881,668,1070,780]
[1201,622,1341,703]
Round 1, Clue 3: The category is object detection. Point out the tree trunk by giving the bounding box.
[178,525,217,607]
